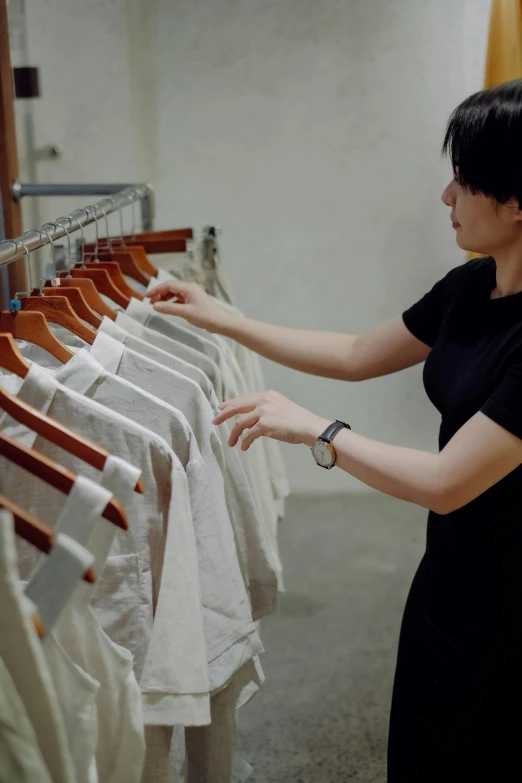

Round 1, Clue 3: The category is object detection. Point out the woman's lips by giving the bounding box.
[452,220,460,229]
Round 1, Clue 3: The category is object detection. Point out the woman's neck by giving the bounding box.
[490,248,522,298]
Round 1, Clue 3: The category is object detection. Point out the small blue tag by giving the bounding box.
[10,299,21,311]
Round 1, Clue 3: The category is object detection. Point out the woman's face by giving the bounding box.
[441,178,522,256]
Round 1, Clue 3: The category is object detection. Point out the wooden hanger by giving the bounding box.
[0,386,144,494]
[0,493,95,584]
[25,227,97,342]
[86,236,186,255]
[41,283,101,328]
[0,310,74,364]
[24,292,96,344]
[76,260,144,301]
[115,245,158,277]
[57,276,117,320]
[95,248,151,286]
[0,430,128,530]
[0,333,30,377]
[62,268,130,309]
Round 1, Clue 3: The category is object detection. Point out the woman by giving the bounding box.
[148,79,522,781]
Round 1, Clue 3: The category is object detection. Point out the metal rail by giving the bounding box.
[0,184,152,267]
[11,181,155,232]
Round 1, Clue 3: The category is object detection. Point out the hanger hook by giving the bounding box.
[66,211,87,270]
[114,194,126,247]
[52,218,72,279]
[37,225,58,294]
[84,205,100,260]
[97,202,112,252]
[125,189,138,240]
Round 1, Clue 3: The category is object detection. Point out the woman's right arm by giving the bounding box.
[147,280,431,382]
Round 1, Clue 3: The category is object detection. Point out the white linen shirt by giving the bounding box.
[0,364,210,728]
[98,316,215,403]
[46,349,264,693]
[82,332,278,619]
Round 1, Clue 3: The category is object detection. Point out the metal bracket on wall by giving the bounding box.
[11,181,156,232]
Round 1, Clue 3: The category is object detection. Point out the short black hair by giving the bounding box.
[442,78,522,207]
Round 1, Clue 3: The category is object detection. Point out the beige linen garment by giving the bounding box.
[39,348,264,694]
[0,510,76,783]
[98,316,215,402]
[25,534,100,783]
[87,332,278,620]
[126,298,236,396]
[114,311,225,400]
[51,463,146,783]
[120,301,284,590]
[146,268,290,504]
[0,654,53,783]
[0,363,210,728]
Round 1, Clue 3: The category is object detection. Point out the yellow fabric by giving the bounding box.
[468,0,522,260]
[485,0,522,88]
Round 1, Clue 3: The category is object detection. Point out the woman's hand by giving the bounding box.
[146,280,234,333]
[213,390,329,451]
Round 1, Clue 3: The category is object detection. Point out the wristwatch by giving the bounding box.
[311,420,351,469]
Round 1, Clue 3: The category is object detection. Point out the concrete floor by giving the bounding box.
[237,492,426,783]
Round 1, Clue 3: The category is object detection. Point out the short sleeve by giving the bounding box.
[402,260,481,348]
[481,361,522,441]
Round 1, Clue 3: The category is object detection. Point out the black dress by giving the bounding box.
[388,256,522,782]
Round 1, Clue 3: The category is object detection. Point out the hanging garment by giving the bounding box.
[25,535,100,783]
[98,316,215,401]
[51,464,146,783]
[113,311,225,400]
[208,295,291,504]
[36,347,265,693]
[20,331,279,621]
[87,333,278,619]
[126,299,237,398]
[0,363,210,728]
[39,631,100,783]
[0,654,53,783]
[119,301,284,588]
[0,510,75,783]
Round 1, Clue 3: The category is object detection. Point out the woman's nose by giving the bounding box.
[441,180,456,207]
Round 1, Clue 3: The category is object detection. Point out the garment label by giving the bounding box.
[232,754,253,783]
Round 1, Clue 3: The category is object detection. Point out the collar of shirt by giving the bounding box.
[114,310,226,400]
[98,315,216,403]
[126,298,223,365]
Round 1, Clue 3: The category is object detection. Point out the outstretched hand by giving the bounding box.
[146,279,232,332]
[212,390,328,451]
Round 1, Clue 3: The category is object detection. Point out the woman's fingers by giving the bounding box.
[213,395,262,425]
[228,412,260,447]
[241,423,264,451]
[146,279,193,303]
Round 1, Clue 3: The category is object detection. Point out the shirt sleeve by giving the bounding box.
[481,361,522,441]
[402,260,481,348]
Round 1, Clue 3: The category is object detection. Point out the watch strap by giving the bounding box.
[319,419,351,444]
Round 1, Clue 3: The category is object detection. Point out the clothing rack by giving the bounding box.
[11,182,156,233]
[0,185,154,308]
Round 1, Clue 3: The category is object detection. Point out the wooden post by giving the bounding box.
[0,0,26,295]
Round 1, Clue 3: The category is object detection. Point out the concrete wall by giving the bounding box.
[16,0,492,493]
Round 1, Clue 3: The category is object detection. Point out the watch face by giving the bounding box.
[312,440,334,468]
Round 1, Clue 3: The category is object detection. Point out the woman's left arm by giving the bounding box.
[213,391,522,515]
